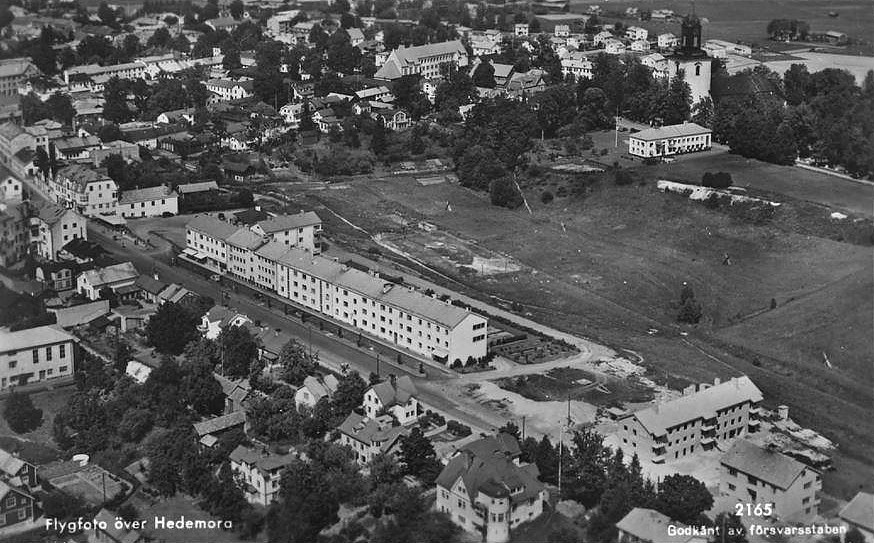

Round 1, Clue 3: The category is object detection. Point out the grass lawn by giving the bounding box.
[0,385,76,456]
[649,152,874,217]
[308,162,873,499]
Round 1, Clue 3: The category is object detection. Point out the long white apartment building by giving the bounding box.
[0,325,77,390]
[374,40,469,81]
[272,246,488,362]
[184,215,488,362]
[618,375,763,463]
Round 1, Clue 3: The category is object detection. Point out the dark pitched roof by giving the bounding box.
[233,208,270,225]
[720,440,812,490]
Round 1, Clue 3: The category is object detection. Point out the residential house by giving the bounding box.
[90,140,139,166]
[372,107,410,131]
[35,261,83,291]
[214,373,252,414]
[628,122,712,158]
[28,201,87,261]
[205,17,242,32]
[618,376,763,463]
[223,160,259,182]
[0,448,38,489]
[346,28,365,47]
[616,508,708,543]
[118,185,179,218]
[436,433,547,543]
[294,374,340,410]
[630,39,650,52]
[133,274,168,303]
[705,39,752,56]
[362,375,419,424]
[605,39,627,55]
[156,109,195,125]
[641,53,669,78]
[658,33,679,49]
[0,202,27,266]
[838,492,874,541]
[230,445,297,506]
[0,325,76,390]
[625,26,649,41]
[279,102,303,126]
[193,411,247,449]
[199,305,252,340]
[560,54,593,80]
[720,440,821,523]
[0,123,37,175]
[471,38,502,57]
[354,86,393,103]
[593,31,614,46]
[337,412,409,465]
[205,78,254,102]
[76,261,139,300]
[374,41,469,81]
[0,480,36,529]
[48,164,118,217]
[0,58,39,97]
[514,23,529,37]
[491,63,515,88]
[507,69,547,100]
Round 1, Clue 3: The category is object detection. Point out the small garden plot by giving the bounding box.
[490,336,578,364]
[494,367,654,406]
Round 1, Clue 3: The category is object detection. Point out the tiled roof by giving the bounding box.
[230,445,296,474]
[369,375,417,408]
[56,164,112,188]
[0,121,23,140]
[134,274,167,294]
[177,181,218,194]
[119,185,177,205]
[436,434,543,504]
[273,248,478,329]
[630,122,711,142]
[255,211,321,233]
[193,410,246,437]
[0,325,75,353]
[226,227,266,250]
[34,201,72,226]
[186,214,238,240]
[720,440,812,490]
[631,376,762,436]
[300,374,339,401]
[0,58,36,78]
[337,412,408,450]
[53,135,100,151]
[0,449,26,478]
[461,433,521,460]
[79,262,139,287]
[616,508,697,542]
[839,492,874,532]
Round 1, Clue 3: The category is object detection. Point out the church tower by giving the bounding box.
[667,14,711,105]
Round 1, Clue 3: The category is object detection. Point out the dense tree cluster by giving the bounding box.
[710,66,874,176]
[3,391,43,433]
[145,302,202,355]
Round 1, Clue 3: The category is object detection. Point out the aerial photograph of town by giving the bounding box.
[0,0,870,540]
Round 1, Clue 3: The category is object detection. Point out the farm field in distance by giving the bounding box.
[572,0,874,46]
[290,151,873,499]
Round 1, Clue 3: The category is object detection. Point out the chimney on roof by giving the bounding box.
[389,373,397,387]
[382,283,393,294]
[734,377,740,389]
[714,377,721,386]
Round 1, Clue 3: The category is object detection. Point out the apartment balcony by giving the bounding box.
[652,454,665,464]
[749,405,761,416]
[748,419,761,431]
[652,442,666,453]
[701,423,716,434]
[701,437,716,449]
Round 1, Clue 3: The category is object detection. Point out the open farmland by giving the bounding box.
[297,165,873,498]
[572,0,874,46]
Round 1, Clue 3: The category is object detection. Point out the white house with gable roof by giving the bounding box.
[362,375,419,424]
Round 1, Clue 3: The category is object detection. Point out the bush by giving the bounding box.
[4,391,43,433]
[490,177,524,209]
[702,171,732,189]
[540,190,554,204]
[447,420,472,437]
[677,298,703,324]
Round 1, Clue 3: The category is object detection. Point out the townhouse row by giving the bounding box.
[185,214,488,363]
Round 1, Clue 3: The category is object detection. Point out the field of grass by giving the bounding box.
[305,156,872,499]
[650,152,874,217]
[572,0,874,45]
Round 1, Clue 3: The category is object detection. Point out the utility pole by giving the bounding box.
[614,108,620,147]
[557,422,563,499]
[376,353,381,377]
[521,416,526,440]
